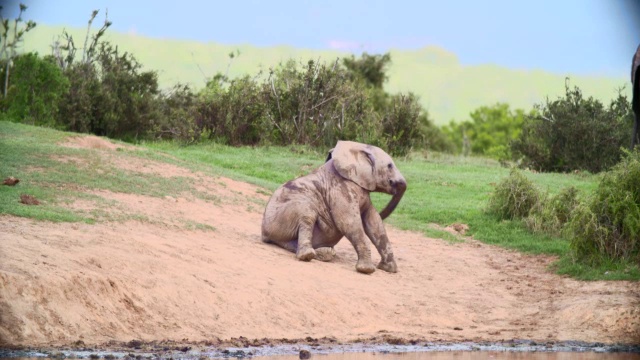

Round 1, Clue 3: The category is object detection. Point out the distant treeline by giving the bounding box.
[0,6,636,172]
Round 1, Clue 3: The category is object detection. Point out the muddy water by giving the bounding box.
[252,352,640,360]
[2,346,640,360]
[3,353,640,360]
[256,353,640,360]
[2,342,640,360]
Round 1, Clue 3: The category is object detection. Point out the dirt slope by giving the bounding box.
[0,136,638,347]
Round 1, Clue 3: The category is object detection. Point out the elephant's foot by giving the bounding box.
[315,247,336,262]
[356,260,376,274]
[377,260,398,273]
[296,245,316,262]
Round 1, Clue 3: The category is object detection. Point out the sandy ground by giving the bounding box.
[0,136,639,348]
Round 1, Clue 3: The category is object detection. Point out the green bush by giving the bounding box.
[198,74,265,146]
[511,81,633,173]
[1,53,69,126]
[487,169,541,220]
[57,62,100,134]
[525,186,580,237]
[0,11,448,155]
[342,52,391,89]
[442,103,529,160]
[379,93,424,156]
[567,150,640,264]
[57,42,160,141]
[261,59,371,147]
[153,84,200,143]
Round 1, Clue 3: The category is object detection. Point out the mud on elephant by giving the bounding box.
[261,140,407,274]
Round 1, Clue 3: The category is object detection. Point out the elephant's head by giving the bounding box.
[326,141,407,220]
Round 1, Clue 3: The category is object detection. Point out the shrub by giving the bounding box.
[57,42,160,141]
[153,84,200,143]
[342,52,391,89]
[57,62,100,133]
[198,74,265,146]
[511,81,633,173]
[442,103,529,160]
[487,169,541,220]
[379,93,424,156]
[1,53,69,126]
[567,150,640,264]
[525,186,580,237]
[261,59,374,148]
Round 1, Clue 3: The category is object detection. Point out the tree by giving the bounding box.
[442,103,529,159]
[511,80,633,173]
[0,3,36,98]
[342,52,391,89]
[3,53,69,126]
[50,9,111,69]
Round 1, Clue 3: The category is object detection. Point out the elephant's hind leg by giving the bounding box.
[296,220,317,261]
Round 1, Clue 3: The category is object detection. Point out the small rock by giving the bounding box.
[3,177,19,186]
[299,350,311,359]
[451,223,469,235]
[20,194,40,205]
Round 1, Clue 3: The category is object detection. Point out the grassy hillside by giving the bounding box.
[2,121,638,280]
[22,24,630,125]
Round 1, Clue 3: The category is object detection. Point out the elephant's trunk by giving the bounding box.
[379,180,406,220]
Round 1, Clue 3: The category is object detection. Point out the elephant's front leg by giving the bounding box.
[334,207,376,274]
[362,206,397,273]
[296,216,317,261]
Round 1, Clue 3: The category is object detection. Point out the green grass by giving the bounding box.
[0,121,217,223]
[145,140,638,280]
[1,121,636,280]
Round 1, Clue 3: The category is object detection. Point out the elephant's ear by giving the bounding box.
[331,141,376,191]
[325,147,335,162]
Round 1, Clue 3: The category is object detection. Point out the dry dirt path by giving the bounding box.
[0,136,638,347]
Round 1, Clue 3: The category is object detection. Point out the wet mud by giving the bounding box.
[1,338,639,359]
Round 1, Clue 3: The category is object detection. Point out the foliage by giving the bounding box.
[199,73,265,146]
[29,9,160,141]
[567,149,640,265]
[379,92,425,156]
[153,83,200,143]
[442,103,529,160]
[1,53,69,126]
[0,3,37,98]
[261,59,374,148]
[511,80,633,173]
[151,56,446,156]
[0,8,453,155]
[57,42,160,140]
[342,52,391,89]
[525,186,580,237]
[486,169,541,220]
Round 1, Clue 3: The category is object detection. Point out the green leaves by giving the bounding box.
[442,103,528,160]
[511,82,633,173]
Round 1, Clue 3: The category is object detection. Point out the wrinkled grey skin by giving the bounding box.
[261,141,407,274]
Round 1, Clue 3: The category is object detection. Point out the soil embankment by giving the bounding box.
[1,136,638,348]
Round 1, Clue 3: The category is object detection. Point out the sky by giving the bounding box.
[5,0,640,78]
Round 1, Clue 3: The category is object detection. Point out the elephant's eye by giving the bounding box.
[387,163,393,170]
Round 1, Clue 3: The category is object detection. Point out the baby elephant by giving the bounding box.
[261,140,406,274]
